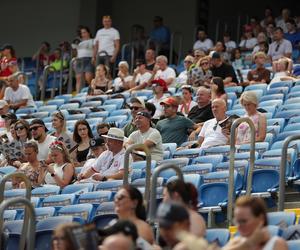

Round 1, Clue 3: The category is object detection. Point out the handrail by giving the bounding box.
[34,54,41,100]
[228,117,255,226]
[278,135,300,211]
[148,163,184,226]
[67,57,77,94]
[41,65,57,101]
[169,32,183,65]
[0,197,36,250]
[123,144,151,206]
[121,43,135,74]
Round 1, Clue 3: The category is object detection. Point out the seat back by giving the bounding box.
[206,228,230,247]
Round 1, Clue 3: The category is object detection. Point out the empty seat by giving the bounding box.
[77,191,113,205]
[205,228,230,247]
[41,194,76,209]
[31,185,60,199]
[192,155,223,168]
[57,203,93,222]
[181,163,213,175]
[267,211,296,227]
[95,180,123,192]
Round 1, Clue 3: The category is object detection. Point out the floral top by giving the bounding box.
[236,113,260,145]
[19,162,44,187]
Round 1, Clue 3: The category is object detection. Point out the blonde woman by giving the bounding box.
[89,64,112,95]
[44,140,74,188]
[236,91,266,145]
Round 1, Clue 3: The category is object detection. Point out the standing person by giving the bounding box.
[93,15,120,68]
[148,79,168,120]
[70,120,93,167]
[156,97,196,146]
[268,27,292,61]
[178,85,197,117]
[89,64,112,95]
[30,119,56,161]
[50,111,75,151]
[239,26,258,52]
[74,26,94,93]
[127,111,163,162]
[32,41,54,68]
[193,29,214,53]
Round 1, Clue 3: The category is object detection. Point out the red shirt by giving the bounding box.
[0,57,17,77]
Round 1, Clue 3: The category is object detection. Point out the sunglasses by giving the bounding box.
[15,126,25,131]
[130,106,142,111]
[29,126,42,132]
[200,62,209,66]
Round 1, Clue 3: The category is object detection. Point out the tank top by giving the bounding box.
[76,146,90,163]
[44,163,68,184]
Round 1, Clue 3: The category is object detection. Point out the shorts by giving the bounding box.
[74,57,94,74]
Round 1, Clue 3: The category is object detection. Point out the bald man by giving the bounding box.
[101,234,134,250]
[193,98,230,149]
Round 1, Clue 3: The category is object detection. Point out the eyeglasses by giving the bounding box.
[15,126,25,131]
[114,194,129,201]
[130,106,142,111]
[78,127,87,132]
[29,126,42,132]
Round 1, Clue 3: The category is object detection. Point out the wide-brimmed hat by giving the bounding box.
[102,128,124,141]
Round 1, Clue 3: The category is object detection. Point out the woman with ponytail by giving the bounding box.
[163,179,206,237]
[114,185,154,245]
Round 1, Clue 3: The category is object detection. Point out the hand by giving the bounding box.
[189,131,197,141]
[91,57,96,65]
[46,164,55,175]
[222,127,230,138]
[153,64,160,73]
[92,173,103,181]
[110,56,116,63]
[12,161,22,168]
[77,173,84,181]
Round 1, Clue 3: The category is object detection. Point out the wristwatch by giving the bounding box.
[51,173,56,177]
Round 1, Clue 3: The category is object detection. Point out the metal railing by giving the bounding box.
[0,197,36,250]
[67,57,77,94]
[40,65,57,101]
[278,135,300,211]
[227,117,256,226]
[121,43,135,74]
[35,55,41,100]
[148,163,184,226]
[169,32,183,65]
[0,172,33,250]
[123,144,151,206]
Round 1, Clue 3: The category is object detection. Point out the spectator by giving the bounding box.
[101,234,135,250]
[4,72,36,111]
[14,141,45,188]
[157,202,190,249]
[148,79,168,120]
[145,48,156,72]
[30,119,56,161]
[260,7,274,28]
[190,98,230,149]
[144,102,156,121]
[59,41,71,62]
[156,97,196,146]
[266,22,276,43]
[188,56,212,87]
[268,27,292,61]
[113,61,133,92]
[129,58,152,92]
[210,77,227,103]
[114,185,155,244]
[52,222,80,250]
[0,100,9,129]
[32,41,54,68]
[7,60,25,84]
[150,55,176,87]
[193,29,214,53]
[149,16,171,57]
[276,8,291,33]
[96,122,110,138]
[163,180,206,237]
[123,97,145,137]
[176,55,194,85]
[178,85,197,117]
[284,18,300,50]
[70,119,93,166]
[0,44,17,81]
[93,15,120,67]
[239,26,258,52]
[127,111,163,161]
[74,26,94,93]
[245,52,271,85]
[0,112,17,142]
[211,41,230,62]
[50,111,75,151]
[211,52,239,86]
[0,118,17,166]
[252,32,269,55]
[49,48,68,71]
[236,91,266,145]
[231,48,245,73]
[44,140,74,188]
[89,64,112,95]
[188,86,213,124]
[270,57,294,84]
[223,32,237,53]
[77,137,106,179]
[225,196,288,250]
[80,128,125,181]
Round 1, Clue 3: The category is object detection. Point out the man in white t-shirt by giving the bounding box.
[193,29,214,53]
[93,15,120,65]
[127,111,163,161]
[30,119,56,161]
[4,73,36,111]
[129,59,152,92]
[268,27,292,61]
[193,98,229,149]
[80,128,125,181]
[150,55,176,87]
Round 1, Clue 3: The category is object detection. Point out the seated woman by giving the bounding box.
[13,141,45,188]
[188,56,212,87]
[89,64,112,95]
[236,91,266,145]
[52,222,80,250]
[210,77,228,103]
[163,179,206,237]
[224,196,288,250]
[44,140,74,188]
[270,57,297,84]
[177,85,197,117]
[50,111,75,151]
[113,61,133,92]
[114,185,154,245]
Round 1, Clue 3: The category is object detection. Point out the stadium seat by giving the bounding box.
[260,94,284,102]
[46,99,65,106]
[277,103,300,113]
[259,100,283,108]
[131,160,157,171]
[87,111,110,119]
[92,214,118,229]
[32,207,56,221]
[3,220,23,250]
[157,158,190,168]
[38,105,57,112]
[69,96,87,105]
[0,166,17,175]
[104,98,124,109]
[77,191,113,206]
[202,145,230,159]
[269,81,293,89]
[288,117,300,125]
[55,94,72,102]
[267,211,296,227]
[267,118,285,132]
[287,91,300,99]
[275,131,300,142]
[267,125,281,137]
[167,174,203,189]
[172,148,202,161]
[226,109,245,117]
[81,101,102,108]
[67,113,86,120]
[251,169,279,195]
[285,97,300,105]
[162,143,178,156]
[31,185,61,199]
[287,240,300,250]
[99,104,117,112]
[32,111,49,119]
[192,155,224,168]
[4,189,26,199]
[214,160,248,184]
[94,201,115,216]
[282,225,300,240]
[110,109,131,117]
[104,115,128,127]
[284,123,300,132]
[267,86,289,96]
[245,83,267,94]
[16,107,37,114]
[3,210,17,221]
[95,180,123,192]
[205,228,230,247]
[61,183,94,196]
[237,142,269,156]
[57,203,93,222]
[181,163,213,175]
[59,103,80,110]
[132,177,164,188]
[41,194,76,210]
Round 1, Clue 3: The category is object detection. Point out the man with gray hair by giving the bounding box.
[149,55,176,86]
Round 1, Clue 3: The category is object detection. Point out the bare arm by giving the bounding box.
[256,114,266,142]
[48,163,74,188]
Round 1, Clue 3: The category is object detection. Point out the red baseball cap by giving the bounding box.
[151,79,168,92]
[160,97,179,107]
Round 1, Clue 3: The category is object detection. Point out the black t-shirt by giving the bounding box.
[211,63,239,83]
[188,103,214,124]
[146,63,155,71]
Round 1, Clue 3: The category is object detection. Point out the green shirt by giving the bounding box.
[156,115,194,147]
[123,122,137,138]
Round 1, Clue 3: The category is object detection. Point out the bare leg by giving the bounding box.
[75,73,83,93]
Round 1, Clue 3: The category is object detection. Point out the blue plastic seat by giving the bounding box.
[288,117,300,125]
[237,142,269,156]
[38,105,57,112]
[269,80,293,89]
[198,182,228,208]
[202,145,230,159]
[92,214,118,229]
[69,96,87,105]
[16,107,37,114]
[192,155,223,168]
[284,123,300,132]
[181,163,213,175]
[94,201,115,216]
[67,113,86,120]
[287,91,300,99]
[267,86,289,96]
[254,158,281,171]
[287,240,300,250]
[132,177,164,187]
[267,125,281,137]
[81,101,102,108]
[77,191,113,205]
[32,111,49,119]
[267,211,296,227]
[157,158,189,168]
[87,111,110,119]
[110,109,131,117]
[0,166,17,176]
[131,160,156,171]
[277,104,300,113]
[41,194,76,210]
[3,210,17,221]
[57,203,93,222]
[259,100,283,108]
[226,109,245,117]
[47,99,65,106]
[104,98,124,109]
[31,185,60,199]
[284,97,300,105]
[276,130,300,142]
[104,115,128,127]
[3,220,23,249]
[206,228,230,247]
[282,225,300,240]
[59,103,80,110]
[245,83,267,94]
[172,148,202,161]
[225,86,243,95]
[162,143,178,156]
[33,207,56,221]
[98,104,117,112]
[267,118,285,132]
[167,174,203,189]
[61,183,94,196]
[95,180,123,192]
[251,169,279,194]
[260,94,284,102]
[4,189,26,199]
